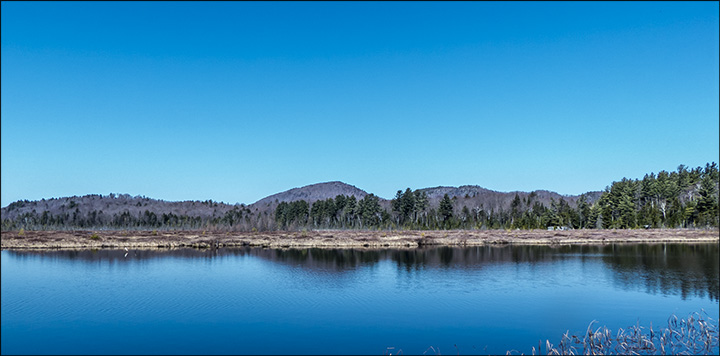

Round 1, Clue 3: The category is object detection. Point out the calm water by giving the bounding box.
[1,243,718,355]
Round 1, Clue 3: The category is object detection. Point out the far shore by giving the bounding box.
[1,228,718,250]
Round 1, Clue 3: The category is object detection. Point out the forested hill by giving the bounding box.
[251,181,371,209]
[418,186,602,210]
[0,194,250,230]
[2,162,717,231]
[0,183,594,230]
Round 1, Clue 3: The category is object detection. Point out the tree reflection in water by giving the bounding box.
[8,242,718,302]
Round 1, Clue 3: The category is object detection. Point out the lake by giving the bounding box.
[1,243,718,355]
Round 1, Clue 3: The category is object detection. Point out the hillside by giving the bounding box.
[418,185,602,212]
[0,194,250,229]
[0,184,599,222]
[1,182,598,230]
[250,181,372,210]
[3,162,716,231]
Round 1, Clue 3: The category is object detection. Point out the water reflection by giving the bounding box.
[7,243,718,301]
[601,244,719,301]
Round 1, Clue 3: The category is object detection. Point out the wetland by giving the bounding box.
[1,241,718,354]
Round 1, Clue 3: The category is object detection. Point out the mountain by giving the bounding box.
[0,181,375,225]
[4,162,716,231]
[1,182,601,222]
[0,193,248,227]
[249,181,374,211]
[1,181,600,229]
[418,185,603,212]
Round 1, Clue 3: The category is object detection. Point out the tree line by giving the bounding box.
[3,163,717,231]
[275,194,389,229]
[273,163,718,230]
[1,206,255,231]
[274,161,717,231]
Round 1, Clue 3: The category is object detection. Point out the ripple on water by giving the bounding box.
[1,245,717,355]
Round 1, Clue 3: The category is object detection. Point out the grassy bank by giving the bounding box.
[1,228,718,250]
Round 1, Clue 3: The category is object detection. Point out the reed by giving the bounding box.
[507,311,719,355]
[406,311,718,355]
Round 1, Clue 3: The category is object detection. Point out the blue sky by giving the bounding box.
[2,1,718,207]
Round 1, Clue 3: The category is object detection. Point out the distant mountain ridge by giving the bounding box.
[1,181,600,224]
[4,162,716,231]
[418,185,602,211]
[0,193,245,223]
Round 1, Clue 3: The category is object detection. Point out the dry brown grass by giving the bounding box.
[397,311,719,355]
[1,228,717,250]
[507,311,719,355]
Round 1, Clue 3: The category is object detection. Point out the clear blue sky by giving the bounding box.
[2,1,718,207]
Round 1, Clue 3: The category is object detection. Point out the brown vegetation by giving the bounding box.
[1,229,717,250]
[507,311,719,355]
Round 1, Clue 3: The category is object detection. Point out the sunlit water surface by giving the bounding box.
[2,243,718,355]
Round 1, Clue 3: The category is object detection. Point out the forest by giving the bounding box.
[2,163,718,231]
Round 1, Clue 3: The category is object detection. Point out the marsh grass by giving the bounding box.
[507,311,719,355]
[402,311,718,355]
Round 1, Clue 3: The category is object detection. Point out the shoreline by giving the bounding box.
[1,229,718,250]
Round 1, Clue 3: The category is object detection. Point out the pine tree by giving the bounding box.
[438,194,454,228]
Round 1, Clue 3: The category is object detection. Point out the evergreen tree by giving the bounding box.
[414,190,429,226]
[358,194,382,228]
[438,194,454,228]
[576,194,591,229]
[510,193,522,228]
